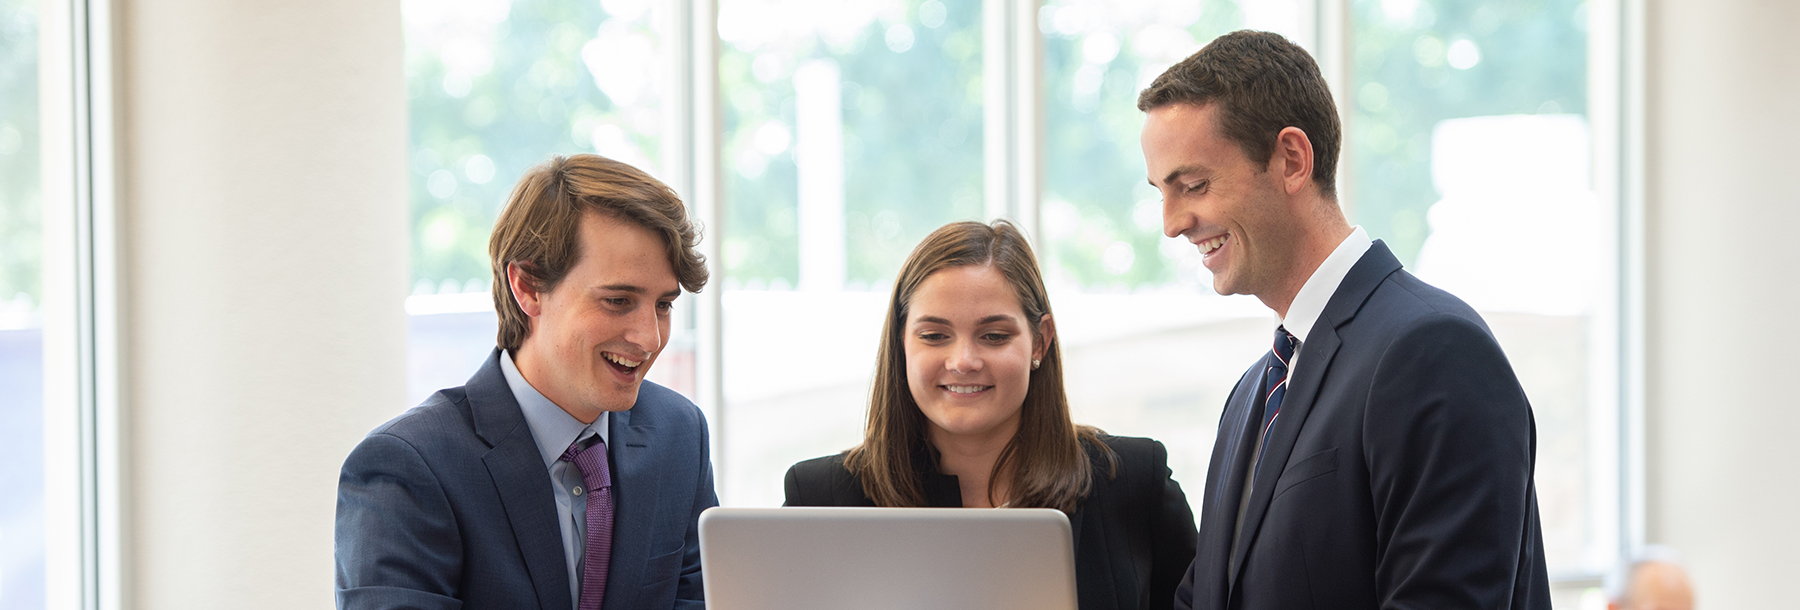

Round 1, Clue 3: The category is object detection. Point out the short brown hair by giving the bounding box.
[844,220,1112,512]
[1137,30,1342,197]
[488,154,707,351]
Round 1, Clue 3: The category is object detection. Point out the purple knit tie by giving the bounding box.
[560,436,613,610]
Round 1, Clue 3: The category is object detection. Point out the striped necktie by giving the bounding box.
[1227,325,1303,578]
[561,436,614,610]
[1252,326,1298,485]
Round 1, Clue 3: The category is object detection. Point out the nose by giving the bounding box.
[1163,194,1193,239]
[621,305,663,358]
[945,338,982,374]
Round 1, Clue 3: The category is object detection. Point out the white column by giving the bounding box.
[1645,0,1800,606]
[115,0,408,608]
[982,0,1041,241]
[794,59,844,292]
[38,0,84,605]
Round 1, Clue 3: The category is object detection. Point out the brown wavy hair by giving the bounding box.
[843,219,1112,512]
[488,154,708,351]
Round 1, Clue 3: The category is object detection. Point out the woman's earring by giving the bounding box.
[1031,359,1041,370]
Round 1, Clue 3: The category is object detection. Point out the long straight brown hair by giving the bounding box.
[843,220,1112,512]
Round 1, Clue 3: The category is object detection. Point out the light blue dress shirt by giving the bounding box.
[500,349,609,609]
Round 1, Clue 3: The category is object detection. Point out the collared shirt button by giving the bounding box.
[573,486,584,496]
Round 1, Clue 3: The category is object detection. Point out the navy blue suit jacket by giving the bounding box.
[335,349,717,610]
[1175,241,1550,610]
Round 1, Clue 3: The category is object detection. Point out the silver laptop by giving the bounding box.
[699,506,1077,610]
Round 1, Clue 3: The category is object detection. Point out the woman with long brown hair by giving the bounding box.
[783,219,1197,610]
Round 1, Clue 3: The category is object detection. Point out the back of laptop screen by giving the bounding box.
[699,507,1078,610]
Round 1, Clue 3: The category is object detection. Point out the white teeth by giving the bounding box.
[945,385,988,394]
[1199,235,1227,255]
[604,352,642,368]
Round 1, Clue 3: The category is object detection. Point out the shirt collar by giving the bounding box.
[500,349,608,470]
[1281,226,1372,344]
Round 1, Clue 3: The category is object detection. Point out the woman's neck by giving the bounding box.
[929,425,1016,508]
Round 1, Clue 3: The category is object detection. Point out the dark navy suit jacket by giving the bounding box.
[335,349,716,610]
[1175,241,1551,610]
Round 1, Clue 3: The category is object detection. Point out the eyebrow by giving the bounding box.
[595,284,682,299]
[1151,164,1209,187]
[914,314,1019,326]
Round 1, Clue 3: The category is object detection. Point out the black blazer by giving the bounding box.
[1175,241,1551,610]
[784,435,1197,610]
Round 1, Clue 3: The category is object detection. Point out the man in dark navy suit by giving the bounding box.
[1139,31,1550,610]
[335,154,716,610]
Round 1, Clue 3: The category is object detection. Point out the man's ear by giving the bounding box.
[1034,313,1057,363]
[506,262,544,318]
[1271,126,1315,196]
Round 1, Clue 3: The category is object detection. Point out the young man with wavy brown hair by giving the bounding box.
[336,154,715,610]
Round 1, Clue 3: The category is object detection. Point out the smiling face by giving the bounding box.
[1143,102,1307,300]
[509,211,680,422]
[903,265,1049,449]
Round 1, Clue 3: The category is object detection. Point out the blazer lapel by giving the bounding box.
[469,350,573,610]
[1193,365,1265,609]
[601,407,663,610]
[1227,241,1404,591]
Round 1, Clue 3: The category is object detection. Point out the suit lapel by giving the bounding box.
[601,406,663,610]
[469,350,573,610]
[1193,365,1265,610]
[1226,242,1404,591]
[1227,326,1341,582]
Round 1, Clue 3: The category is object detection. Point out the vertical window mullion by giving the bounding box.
[982,0,1012,223]
[683,0,727,483]
[984,0,1042,243]
[1013,0,1042,242]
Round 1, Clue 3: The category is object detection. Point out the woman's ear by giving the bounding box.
[1034,313,1056,364]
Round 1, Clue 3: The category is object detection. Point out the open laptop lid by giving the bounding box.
[699,506,1077,610]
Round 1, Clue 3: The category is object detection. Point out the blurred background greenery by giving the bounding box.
[0,0,1597,307]
[1,0,40,316]
[396,0,1588,295]
[1347,0,1587,264]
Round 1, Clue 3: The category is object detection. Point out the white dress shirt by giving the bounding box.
[1280,226,1372,377]
[501,349,610,609]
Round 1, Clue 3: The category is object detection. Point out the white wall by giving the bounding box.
[116,0,408,607]
[1645,0,1800,606]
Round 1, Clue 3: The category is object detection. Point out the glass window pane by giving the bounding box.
[717,0,985,505]
[1347,0,1611,574]
[0,0,44,606]
[1037,0,1281,504]
[403,0,694,405]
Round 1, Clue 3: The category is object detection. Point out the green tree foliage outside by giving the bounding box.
[719,0,985,288]
[403,0,1589,288]
[407,0,660,288]
[1348,0,1588,265]
[0,0,40,311]
[1040,0,1244,291]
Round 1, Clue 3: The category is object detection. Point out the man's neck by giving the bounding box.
[1260,218,1353,319]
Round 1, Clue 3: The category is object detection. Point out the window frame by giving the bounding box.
[30,0,1641,604]
[679,0,1645,586]
[37,0,121,607]
[397,0,1643,588]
